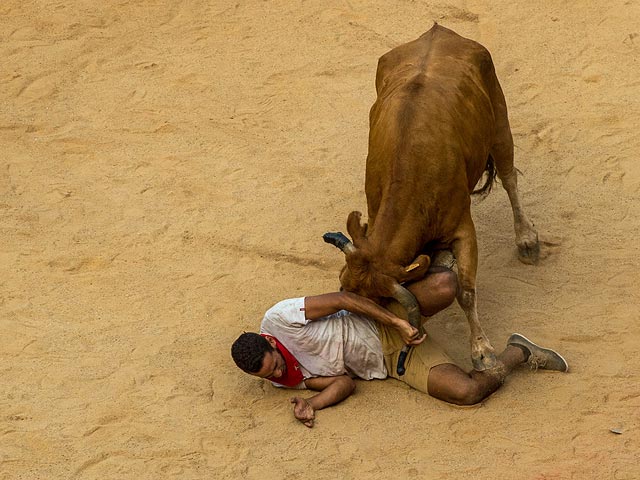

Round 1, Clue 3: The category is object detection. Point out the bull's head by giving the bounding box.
[323,211,431,330]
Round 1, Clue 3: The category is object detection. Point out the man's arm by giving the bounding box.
[289,375,355,428]
[303,291,425,345]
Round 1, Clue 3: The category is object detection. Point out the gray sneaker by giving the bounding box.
[508,333,569,372]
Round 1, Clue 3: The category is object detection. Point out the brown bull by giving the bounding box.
[324,24,539,372]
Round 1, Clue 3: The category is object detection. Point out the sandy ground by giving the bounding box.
[2,1,640,479]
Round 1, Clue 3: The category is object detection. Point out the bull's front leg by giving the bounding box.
[457,286,497,371]
[451,212,497,371]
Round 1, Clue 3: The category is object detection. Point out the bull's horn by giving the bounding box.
[322,232,356,255]
[391,283,422,332]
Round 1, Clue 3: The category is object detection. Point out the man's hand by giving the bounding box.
[290,397,315,428]
[396,318,427,345]
[291,375,355,428]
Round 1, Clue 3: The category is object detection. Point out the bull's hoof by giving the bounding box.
[472,350,498,371]
[517,240,540,265]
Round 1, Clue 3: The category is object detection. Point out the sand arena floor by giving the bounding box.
[1,1,639,479]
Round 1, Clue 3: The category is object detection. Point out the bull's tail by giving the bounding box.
[472,154,497,196]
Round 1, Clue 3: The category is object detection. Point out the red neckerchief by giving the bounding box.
[260,334,304,387]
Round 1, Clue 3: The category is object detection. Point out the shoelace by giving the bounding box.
[528,354,546,371]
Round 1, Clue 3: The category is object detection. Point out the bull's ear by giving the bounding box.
[346,211,368,246]
[396,254,431,283]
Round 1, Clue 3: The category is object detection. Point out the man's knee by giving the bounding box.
[431,270,458,304]
[413,270,458,316]
[448,382,485,406]
[427,364,485,406]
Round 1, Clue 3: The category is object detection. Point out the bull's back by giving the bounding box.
[366,24,499,242]
[371,26,497,185]
[375,24,495,98]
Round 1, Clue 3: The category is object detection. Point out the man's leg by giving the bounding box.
[382,267,457,319]
[380,249,458,318]
[407,267,458,317]
[427,335,568,405]
[427,345,525,405]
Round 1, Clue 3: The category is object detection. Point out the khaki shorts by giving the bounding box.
[377,321,453,394]
[377,249,457,393]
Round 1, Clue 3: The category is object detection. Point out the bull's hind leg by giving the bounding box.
[451,211,497,371]
[490,91,540,264]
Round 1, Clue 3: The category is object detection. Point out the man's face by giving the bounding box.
[253,338,287,379]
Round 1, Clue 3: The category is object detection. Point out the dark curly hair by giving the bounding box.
[231,332,274,374]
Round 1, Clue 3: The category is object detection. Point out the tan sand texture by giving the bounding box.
[1,1,639,479]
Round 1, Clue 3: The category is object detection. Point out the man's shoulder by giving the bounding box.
[264,297,305,315]
[261,297,307,331]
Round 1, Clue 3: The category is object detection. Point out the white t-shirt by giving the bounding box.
[259,297,388,386]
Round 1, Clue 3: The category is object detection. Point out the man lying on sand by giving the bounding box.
[231,252,568,428]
